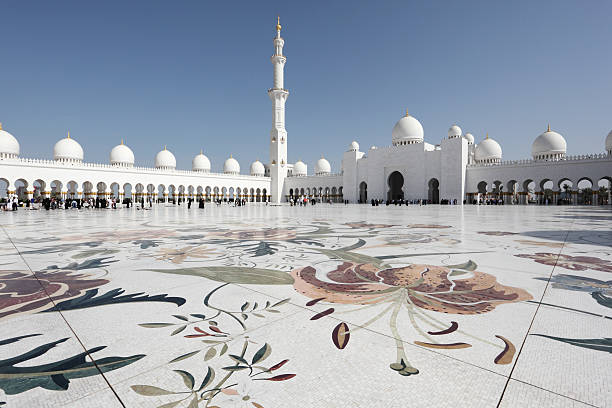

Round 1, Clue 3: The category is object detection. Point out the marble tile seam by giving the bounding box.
[0,224,127,408]
[501,378,601,408]
[531,300,612,321]
[495,216,576,408]
[57,387,121,408]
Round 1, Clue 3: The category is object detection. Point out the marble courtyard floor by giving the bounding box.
[0,204,610,408]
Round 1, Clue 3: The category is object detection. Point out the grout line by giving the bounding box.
[495,220,574,408]
[509,378,599,407]
[0,224,127,408]
[527,300,611,320]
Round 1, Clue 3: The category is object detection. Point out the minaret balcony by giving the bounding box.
[270,55,286,63]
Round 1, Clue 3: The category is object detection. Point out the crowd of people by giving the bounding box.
[0,194,511,211]
[0,196,135,211]
[0,195,266,211]
[367,198,461,206]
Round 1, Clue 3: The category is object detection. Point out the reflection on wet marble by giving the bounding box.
[0,204,610,407]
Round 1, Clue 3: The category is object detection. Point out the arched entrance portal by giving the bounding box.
[359,181,367,203]
[387,171,404,201]
[428,178,440,204]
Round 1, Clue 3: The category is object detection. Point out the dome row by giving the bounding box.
[389,112,612,162]
[390,113,505,162]
[0,126,265,175]
[286,156,331,177]
[2,122,611,170]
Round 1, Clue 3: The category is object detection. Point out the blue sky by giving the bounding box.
[1,0,610,172]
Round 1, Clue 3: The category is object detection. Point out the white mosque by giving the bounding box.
[1,19,611,205]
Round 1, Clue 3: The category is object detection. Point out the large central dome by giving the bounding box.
[532,125,566,161]
[192,151,211,172]
[474,135,502,163]
[0,123,20,159]
[54,132,84,163]
[315,156,331,175]
[392,111,424,146]
[155,147,176,170]
[224,155,240,174]
[110,141,135,167]
[293,160,307,176]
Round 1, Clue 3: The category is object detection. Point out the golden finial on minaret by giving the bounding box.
[121,139,124,145]
[67,130,70,139]
[164,145,166,150]
[276,16,282,31]
[200,149,203,155]
[547,123,551,132]
[230,153,233,158]
[486,133,489,139]
[0,123,3,130]
[405,109,409,117]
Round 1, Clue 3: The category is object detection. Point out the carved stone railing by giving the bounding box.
[1,157,268,179]
[468,153,610,167]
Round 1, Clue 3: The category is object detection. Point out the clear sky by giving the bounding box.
[1,0,611,173]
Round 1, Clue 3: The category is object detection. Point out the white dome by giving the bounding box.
[532,126,567,160]
[474,136,502,163]
[54,133,84,163]
[223,155,240,174]
[293,160,307,176]
[0,124,20,158]
[315,156,331,175]
[370,146,377,150]
[110,141,134,167]
[392,112,424,146]
[606,129,612,153]
[155,148,176,169]
[448,124,462,139]
[463,133,475,145]
[348,141,359,151]
[192,152,211,172]
[250,160,265,176]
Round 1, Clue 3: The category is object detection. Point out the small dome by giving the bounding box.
[110,141,134,167]
[192,151,211,172]
[0,123,20,158]
[348,141,359,151]
[315,156,331,175]
[448,124,462,139]
[606,129,612,153]
[474,136,502,163]
[532,126,567,160]
[370,145,377,150]
[155,147,176,169]
[392,111,424,146]
[224,155,240,174]
[463,133,474,145]
[54,132,84,163]
[293,160,307,176]
[250,160,265,176]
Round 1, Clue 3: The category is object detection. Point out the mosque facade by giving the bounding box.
[1,20,611,205]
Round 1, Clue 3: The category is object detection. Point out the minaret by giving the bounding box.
[268,16,289,203]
